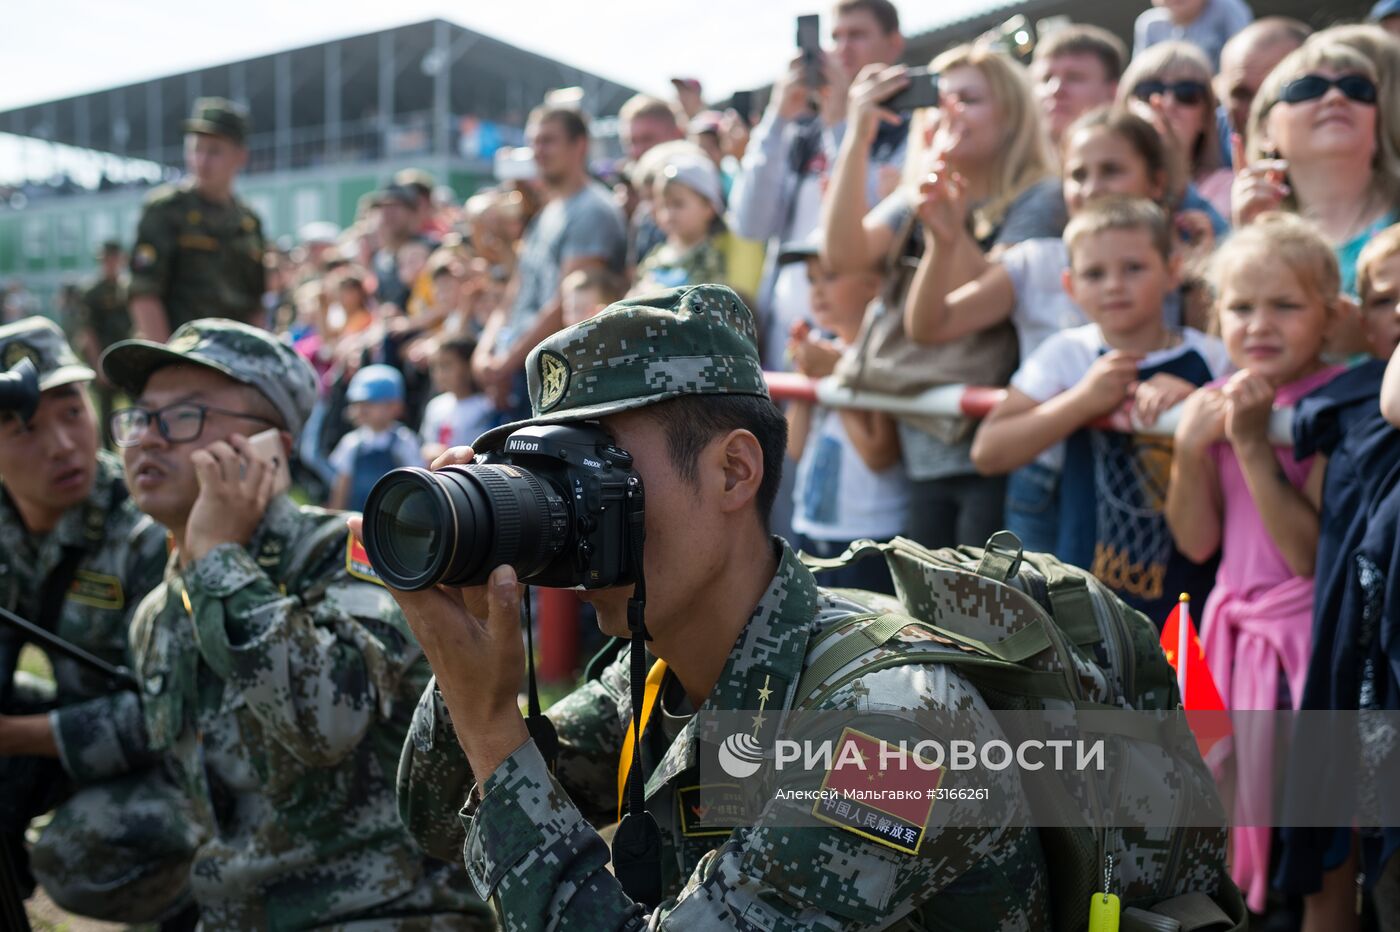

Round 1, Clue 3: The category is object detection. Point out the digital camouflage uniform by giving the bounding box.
[396,285,1052,930]
[102,319,490,929]
[128,98,266,332]
[0,317,199,923]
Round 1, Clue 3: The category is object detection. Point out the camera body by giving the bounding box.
[361,422,644,591]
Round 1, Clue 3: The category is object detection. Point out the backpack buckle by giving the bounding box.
[976,530,1024,583]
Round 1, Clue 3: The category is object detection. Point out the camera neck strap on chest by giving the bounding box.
[612,477,663,908]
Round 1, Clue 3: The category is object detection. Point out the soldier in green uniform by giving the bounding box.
[76,239,131,446]
[100,319,491,929]
[0,318,199,925]
[378,284,1053,929]
[128,98,265,342]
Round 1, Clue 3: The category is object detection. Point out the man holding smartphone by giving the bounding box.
[729,0,906,373]
[99,320,489,929]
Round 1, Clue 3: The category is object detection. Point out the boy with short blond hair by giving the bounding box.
[973,196,1231,620]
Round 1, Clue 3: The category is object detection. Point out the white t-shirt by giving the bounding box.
[998,238,1088,361]
[1010,324,1231,470]
[792,407,911,542]
[420,392,497,450]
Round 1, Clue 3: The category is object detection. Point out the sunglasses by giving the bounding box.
[1278,74,1378,106]
[1131,80,1209,106]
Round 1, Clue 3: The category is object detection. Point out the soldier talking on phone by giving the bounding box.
[100,319,490,928]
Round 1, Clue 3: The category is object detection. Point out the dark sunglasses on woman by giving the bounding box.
[1278,73,1378,106]
[1132,79,1209,106]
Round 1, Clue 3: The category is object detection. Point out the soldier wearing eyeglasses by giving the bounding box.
[100,319,489,929]
[0,317,200,926]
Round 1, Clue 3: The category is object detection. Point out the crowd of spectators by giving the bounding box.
[13,0,1400,928]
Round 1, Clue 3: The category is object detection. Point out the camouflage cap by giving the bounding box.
[183,97,250,144]
[101,319,317,435]
[473,283,768,452]
[0,317,95,390]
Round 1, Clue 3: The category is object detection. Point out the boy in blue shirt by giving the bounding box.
[328,364,424,512]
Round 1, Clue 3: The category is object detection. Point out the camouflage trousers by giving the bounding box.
[1,680,201,924]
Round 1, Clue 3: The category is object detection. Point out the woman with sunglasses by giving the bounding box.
[1237,40,1400,298]
[1118,41,1234,221]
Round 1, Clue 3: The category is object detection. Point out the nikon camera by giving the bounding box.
[360,423,643,591]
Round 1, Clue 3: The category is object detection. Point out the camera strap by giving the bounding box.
[612,478,663,908]
[520,588,559,770]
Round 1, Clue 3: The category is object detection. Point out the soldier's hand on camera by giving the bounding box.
[182,434,278,566]
[347,445,531,783]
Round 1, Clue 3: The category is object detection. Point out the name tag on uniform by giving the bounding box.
[69,570,124,610]
[176,233,220,251]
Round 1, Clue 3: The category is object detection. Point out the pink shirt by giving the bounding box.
[1208,365,1346,599]
[1198,363,1342,914]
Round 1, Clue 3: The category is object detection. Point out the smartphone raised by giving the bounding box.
[246,427,292,496]
[796,14,822,88]
[883,67,940,112]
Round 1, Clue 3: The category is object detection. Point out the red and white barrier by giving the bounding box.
[764,372,1297,446]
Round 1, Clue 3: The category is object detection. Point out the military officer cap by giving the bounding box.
[0,317,96,390]
[183,97,250,145]
[472,283,769,452]
[102,319,317,436]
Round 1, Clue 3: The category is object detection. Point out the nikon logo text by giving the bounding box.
[507,441,541,452]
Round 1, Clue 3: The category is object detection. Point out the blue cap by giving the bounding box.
[346,364,405,403]
[1370,0,1400,19]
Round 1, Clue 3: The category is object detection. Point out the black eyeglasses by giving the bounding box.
[110,402,280,447]
[1278,74,1378,106]
[1132,80,1209,107]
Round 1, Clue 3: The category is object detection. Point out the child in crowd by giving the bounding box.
[328,364,425,512]
[908,107,1191,552]
[420,336,495,463]
[782,237,907,595]
[972,196,1231,620]
[1133,0,1254,70]
[1166,213,1347,921]
[560,266,627,327]
[1279,221,1400,928]
[327,272,373,338]
[1358,224,1400,363]
[631,157,728,295]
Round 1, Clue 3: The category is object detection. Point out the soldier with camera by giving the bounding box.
[372,285,1053,929]
[0,317,199,926]
[99,319,490,929]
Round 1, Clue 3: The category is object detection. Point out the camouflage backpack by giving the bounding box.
[798,532,1247,932]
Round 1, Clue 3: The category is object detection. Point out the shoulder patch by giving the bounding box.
[132,243,158,271]
[810,727,943,856]
[346,535,386,587]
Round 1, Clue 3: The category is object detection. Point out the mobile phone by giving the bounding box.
[796,14,823,88]
[731,90,754,124]
[247,428,292,496]
[883,67,940,112]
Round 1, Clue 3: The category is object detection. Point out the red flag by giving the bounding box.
[1160,595,1229,759]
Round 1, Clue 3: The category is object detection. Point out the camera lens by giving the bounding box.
[362,464,570,590]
